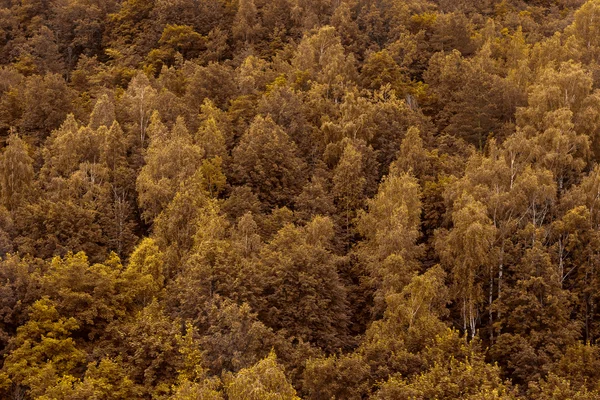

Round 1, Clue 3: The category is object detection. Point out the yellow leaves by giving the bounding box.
[392,126,430,177]
[191,199,230,252]
[518,10,532,19]
[333,141,366,214]
[265,74,287,94]
[88,94,116,130]
[358,171,422,258]
[176,323,207,383]
[303,352,371,399]
[2,298,86,397]
[375,328,512,400]
[384,265,449,331]
[558,205,591,233]
[137,116,205,223]
[436,193,496,336]
[169,379,224,400]
[199,157,227,198]
[292,26,356,89]
[232,0,259,43]
[361,50,405,91]
[410,12,438,29]
[125,238,165,305]
[304,215,334,248]
[526,61,593,117]
[0,133,34,210]
[159,25,204,50]
[196,113,228,161]
[237,55,273,95]
[225,351,299,400]
[104,48,123,62]
[357,169,423,312]
[567,0,600,63]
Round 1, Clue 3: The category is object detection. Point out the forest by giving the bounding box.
[1,0,600,398]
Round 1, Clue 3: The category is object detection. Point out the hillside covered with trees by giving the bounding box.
[2,0,600,398]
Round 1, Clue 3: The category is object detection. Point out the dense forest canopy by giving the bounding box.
[2,0,600,398]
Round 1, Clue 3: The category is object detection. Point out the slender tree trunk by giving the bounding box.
[489,263,494,343]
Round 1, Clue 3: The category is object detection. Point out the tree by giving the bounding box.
[195,101,229,161]
[392,126,431,179]
[360,50,406,92]
[99,121,138,257]
[137,116,204,223]
[40,114,82,179]
[203,27,229,63]
[169,380,223,400]
[303,352,371,400]
[231,212,262,257]
[303,266,450,398]
[225,351,299,400]
[151,171,212,273]
[112,300,184,395]
[254,217,350,352]
[157,24,204,61]
[532,108,589,193]
[19,73,75,138]
[89,93,116,130]
[232,0,260,44]
[294,168,336,222]
[424,48,523,148]
[1,298,85,399]
[124,238,165,306]
[258,86,314,159]
[374,334,514,400]
[436,193,497,338]
[516,61,594,192]
[0,254,40,352]
[121,71,157,148]
[367,88,426,170]
[565,0,600,72]
[333,141,366,237]
[162,199,238,309]
[198,157,226,198]
[104,0,157,64]
[16,25,65,75]
[231,115,306,208]
[40,358,142,400]
[21,112,139,261]
[491,244,581,386]
[0,133,34,211]
[199,298,276,374]
[541,342,600,396]
[357,170,423,312]
[184,62,236,110]
[561,166,600,342]
[331,1,365,57]
[292,26,357,94]
[41,252,132,341]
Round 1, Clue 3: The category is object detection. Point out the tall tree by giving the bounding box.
[0,299,85,399]
[254,217,350,352]
[0,134,34,211]
[137,116,204,224]
[333,140,366,237]
[436,193,497,338]
[231,115,306,209]
[357,170,423,312]
[225,351,299,400]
